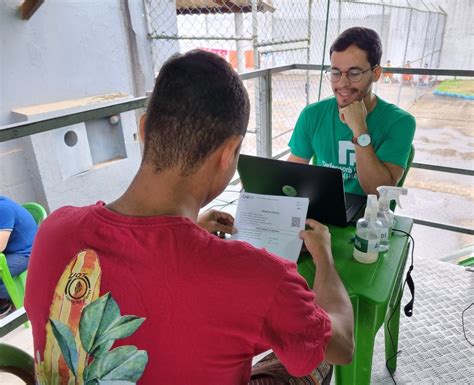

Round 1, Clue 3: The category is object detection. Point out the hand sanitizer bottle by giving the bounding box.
[376,186,408,252]
[353,195,383,264]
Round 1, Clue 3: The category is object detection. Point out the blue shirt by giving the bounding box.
[0,196,38,256]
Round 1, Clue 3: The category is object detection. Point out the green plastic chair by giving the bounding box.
[0,202,47,309]
[391,144,415,211]
[0,343,35,384]
[397,144,415,188]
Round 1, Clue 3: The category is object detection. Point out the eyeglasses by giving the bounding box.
[325,66,377,83]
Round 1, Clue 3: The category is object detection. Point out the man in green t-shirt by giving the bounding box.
[288,27,416,195]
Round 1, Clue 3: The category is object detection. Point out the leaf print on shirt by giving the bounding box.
[35,250,148,385]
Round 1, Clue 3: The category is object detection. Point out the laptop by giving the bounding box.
[237,154,366,227]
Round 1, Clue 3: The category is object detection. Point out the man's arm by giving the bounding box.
[300,219,354,364]
[353,148,404,194]
[0,230,12,252]
[287,154,310,164]
[340,100,404,194]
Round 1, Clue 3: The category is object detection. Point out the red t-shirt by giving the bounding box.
[25,202,331,384]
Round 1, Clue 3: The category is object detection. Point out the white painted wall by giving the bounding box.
[436,0,474,70]
[0,0,155,210]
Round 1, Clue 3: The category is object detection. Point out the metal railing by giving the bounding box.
[1,65,473,236]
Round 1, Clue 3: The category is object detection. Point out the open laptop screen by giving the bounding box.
[237,154,364,227]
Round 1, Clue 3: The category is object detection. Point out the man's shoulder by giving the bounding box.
[376,96,415,122]
[304,96,337,115]
[48,204,92,219]
[39,204,95,233]
[0,196,18,210]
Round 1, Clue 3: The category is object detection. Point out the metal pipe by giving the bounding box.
[412,218,474,236]
[337,0,341,35]
[437,13,448,69]
[429,13,440,68]
[251,0,259,69]
[411,163,474,177]
[420,12,431,67]
[260,46,312,55]
[397,7,413,106]
[235,12,245,73]
[147,34,252,41]
[254,38,310,48]
[317,0,331,101]
[255,70,272,157]
[305,0,313,106]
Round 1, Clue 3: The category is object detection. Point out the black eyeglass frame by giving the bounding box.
[325,65,378,83]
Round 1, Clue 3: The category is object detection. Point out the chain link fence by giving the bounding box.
[144,0,447,157]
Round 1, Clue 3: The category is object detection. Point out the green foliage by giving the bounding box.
[50,319,78,377]
[84,346,148,383]
[79,293,145,357]
[49,293,148,384]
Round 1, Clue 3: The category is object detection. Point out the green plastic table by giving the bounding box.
[297,216,413,385]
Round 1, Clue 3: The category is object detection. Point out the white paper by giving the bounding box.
[231,192,309,262]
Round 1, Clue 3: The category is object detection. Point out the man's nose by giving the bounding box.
[339,72,351,86]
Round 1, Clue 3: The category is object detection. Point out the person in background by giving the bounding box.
[0,195,37,317]
[25,50,353,385]
[419,63,433,87]
[402,60,413,85]
[288,27,416,195]
[383,59,393,84]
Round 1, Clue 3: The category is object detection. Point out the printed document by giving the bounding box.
[231,192,309,262]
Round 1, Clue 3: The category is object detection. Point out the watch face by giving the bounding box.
[357,133,371,147]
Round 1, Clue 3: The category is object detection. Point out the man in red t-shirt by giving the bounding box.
[25,50,353,384]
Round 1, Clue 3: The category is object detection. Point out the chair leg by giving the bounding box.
[0,253,24,309]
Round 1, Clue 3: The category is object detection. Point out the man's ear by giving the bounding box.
[139,114,146,142]
[373,65,382,82]
[220,135,243,170]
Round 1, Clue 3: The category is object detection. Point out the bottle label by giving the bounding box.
[380,228,389,242]
[354,234,379,252]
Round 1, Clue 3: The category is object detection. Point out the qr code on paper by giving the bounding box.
[291,216,301,228]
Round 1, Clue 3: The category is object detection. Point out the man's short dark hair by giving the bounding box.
[143,49,250,175]
[330,27,382,67]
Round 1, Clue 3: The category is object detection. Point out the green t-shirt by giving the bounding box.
[288,96,416,195]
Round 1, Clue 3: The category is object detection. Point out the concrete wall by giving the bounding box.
[0,0,155,210]
[436,0,474,70]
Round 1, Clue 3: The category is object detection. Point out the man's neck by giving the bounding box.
[106,164,206,221]
[363,92,378,113]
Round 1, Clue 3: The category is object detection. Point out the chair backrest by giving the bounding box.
[391,144,415,211]
[397,144,415,188]
[22,202,47,225]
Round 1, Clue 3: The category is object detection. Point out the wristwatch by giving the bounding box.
[352,133,371,147]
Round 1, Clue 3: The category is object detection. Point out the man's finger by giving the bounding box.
[339,111,346,123]
[213,222,236,235]
[305,218,320,228]
[215,212,234,226]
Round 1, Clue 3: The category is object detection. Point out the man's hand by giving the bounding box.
[299,219,332,265]
[339,100,368,136]
[197,210,236,237]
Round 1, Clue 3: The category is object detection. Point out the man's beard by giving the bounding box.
[334,84,372,108]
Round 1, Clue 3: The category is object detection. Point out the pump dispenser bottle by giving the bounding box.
[353,195,383,264]
[376,186,408,252]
